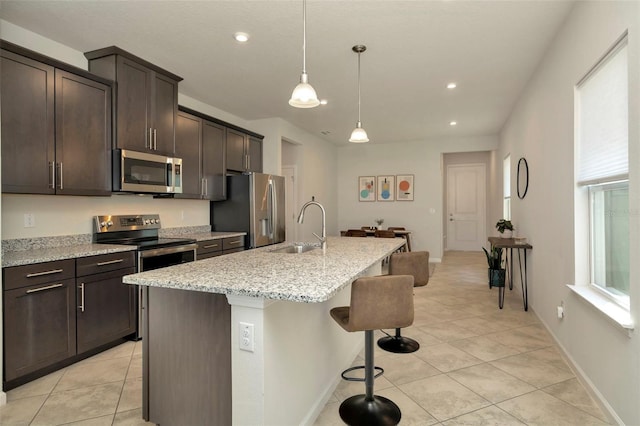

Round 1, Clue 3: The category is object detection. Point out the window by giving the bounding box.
[503,155,511,220]
[576,36,629,304]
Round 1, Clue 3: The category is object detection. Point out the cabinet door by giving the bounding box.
[153,73,178,156]
[175,111,202,198]
[3,278,76,381]
[116,56,152,152]
[226,128,246,172]
[55,69,112,196]
[1,50,55,194]
[76,267,136,354]
[202,121,226,200]
[247,136,263,173]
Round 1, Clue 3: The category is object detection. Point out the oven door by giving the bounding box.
[135,244,196,340]
[138,244,196,272]
[115,149,179,194]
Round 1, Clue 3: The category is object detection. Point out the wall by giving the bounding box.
[498,2,640,423]
[337,136,498,261]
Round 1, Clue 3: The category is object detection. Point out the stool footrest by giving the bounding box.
[341,365,384,382]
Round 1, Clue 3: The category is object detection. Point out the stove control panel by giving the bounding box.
[94,214,161,233]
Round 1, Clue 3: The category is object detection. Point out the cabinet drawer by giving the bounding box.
[222,236,244,251]
[196,239,223,256]
[222,247,245,255]
[3,259,75,290]
[77,252,136,277]
[197,251,223,261]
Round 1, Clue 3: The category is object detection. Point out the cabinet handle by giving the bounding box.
[26,283,63,294]
[78,283,85,312]
[57,162,63,190]
[147,128,152,149]
[48,161,55,189]
[247,155,251,171]
[26,268,64,278]
[153,129,157,150]
[204,178,208,197]
[96,258,124,266]
[228,240,242,245]
[202,243,219,249]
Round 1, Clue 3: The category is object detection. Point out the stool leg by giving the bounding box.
[339,330,402,425]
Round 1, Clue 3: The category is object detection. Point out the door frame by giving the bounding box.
[281,165,298,242]
[444,163,487,251]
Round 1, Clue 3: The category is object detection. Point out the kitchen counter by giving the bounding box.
[123,236,404,302]
[129,236,405,426]
[2,244,136,268]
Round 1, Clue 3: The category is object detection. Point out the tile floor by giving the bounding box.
[314,251,612,426]
[0,251,612,425]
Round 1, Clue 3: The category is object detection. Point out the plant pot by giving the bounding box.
[488,268,505,288]
[499,230,513,238]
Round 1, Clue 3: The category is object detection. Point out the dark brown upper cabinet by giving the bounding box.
[85,46,182,157]
[1,42,112,196]
[226,129,262,173]
[176,108,227,201]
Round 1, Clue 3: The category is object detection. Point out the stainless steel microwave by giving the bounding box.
[113,149,183,194]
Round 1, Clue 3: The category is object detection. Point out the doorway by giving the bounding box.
[445,163,487,251]
[281,139,301,242]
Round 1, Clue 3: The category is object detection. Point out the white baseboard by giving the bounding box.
[0,391,6,406]
[535,309,623,425]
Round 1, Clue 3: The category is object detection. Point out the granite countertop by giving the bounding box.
[183,232,247,242]
[1,227,247,268]
[123,236,406,303]
[3,244,136,268]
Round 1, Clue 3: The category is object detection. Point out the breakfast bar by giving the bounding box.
[123,236,405,425]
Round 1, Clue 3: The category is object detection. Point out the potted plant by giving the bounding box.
[496,219,514,238]
[482,246,505,288]
[374,218,384,229]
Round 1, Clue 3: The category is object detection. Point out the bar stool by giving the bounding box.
[377,251,430,354]
[330,275,414,426]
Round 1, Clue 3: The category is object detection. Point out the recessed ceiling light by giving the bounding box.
[449,121,457,126]
[233,32,249,43]
[447,82,457,89]
[320,99,328,105]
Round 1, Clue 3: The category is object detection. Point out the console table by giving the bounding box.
[488,237,533,311]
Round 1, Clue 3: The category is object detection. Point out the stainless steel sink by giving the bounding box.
[269,244,318,254]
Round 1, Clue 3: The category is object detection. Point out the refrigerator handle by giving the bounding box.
[269,179,276,238]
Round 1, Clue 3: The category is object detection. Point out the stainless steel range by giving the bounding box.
[94,214,197,339]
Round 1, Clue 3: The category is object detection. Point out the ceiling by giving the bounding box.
[0,0,575,145]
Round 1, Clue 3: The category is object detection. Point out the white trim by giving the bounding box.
[0,391,6,407]
[536,308,624,426]
[567,284,634,332]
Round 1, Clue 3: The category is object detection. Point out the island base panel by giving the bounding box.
[144,286,231,426]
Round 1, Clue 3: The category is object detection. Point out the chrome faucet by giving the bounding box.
[297,197,327,251]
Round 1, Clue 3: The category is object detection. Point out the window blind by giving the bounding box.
[576,40,628,186]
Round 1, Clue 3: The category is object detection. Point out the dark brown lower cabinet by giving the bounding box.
[76,267,136,354]
[3,278,76,382]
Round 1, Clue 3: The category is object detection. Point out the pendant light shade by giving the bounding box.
[289,0,319,108]
[349,45,369,143]
[349,121,369,143]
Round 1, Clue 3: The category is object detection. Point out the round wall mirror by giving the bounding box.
[517,157,529,199]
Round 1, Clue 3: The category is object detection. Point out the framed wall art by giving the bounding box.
[358,176,376,201]
[377,175,395,201]
[396,174,414,201]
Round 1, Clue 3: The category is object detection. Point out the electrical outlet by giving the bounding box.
[557,301,565,319]
[239,322,254,352]
[24,213,35,228]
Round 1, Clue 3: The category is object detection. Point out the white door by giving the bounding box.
[282,165,297,242]
[446,164,486,251]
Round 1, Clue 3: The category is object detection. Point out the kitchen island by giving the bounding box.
[123,236,405,425]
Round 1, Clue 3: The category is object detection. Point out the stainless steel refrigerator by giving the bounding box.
[211,173,286,249]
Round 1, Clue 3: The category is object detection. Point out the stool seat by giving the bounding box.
[330,274,414,426]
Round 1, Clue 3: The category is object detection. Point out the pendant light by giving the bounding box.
[289,0,320,108]
[349,45,369,143]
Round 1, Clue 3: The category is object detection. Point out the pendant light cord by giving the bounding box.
[302,0,307,74]
[357,50,361,123]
